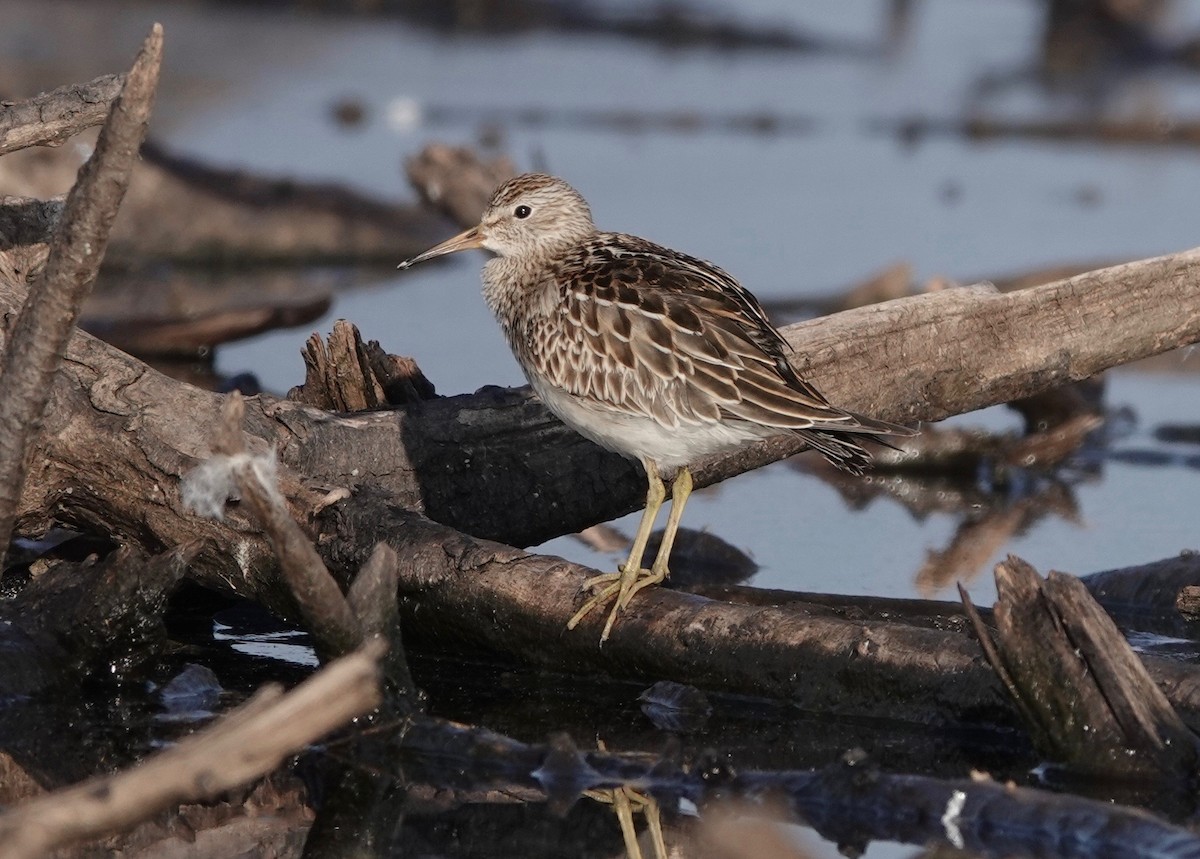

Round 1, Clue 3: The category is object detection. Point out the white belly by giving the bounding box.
[529,375,773,474]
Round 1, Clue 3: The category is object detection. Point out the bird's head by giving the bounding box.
[398,173,596,270]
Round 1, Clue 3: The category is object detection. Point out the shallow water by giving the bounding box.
[5,1,1200,856]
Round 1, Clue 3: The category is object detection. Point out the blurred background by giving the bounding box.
[2,0,1198,605]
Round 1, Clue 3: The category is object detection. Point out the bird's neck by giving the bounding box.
[482,254,558,331]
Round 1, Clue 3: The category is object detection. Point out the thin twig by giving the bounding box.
[211,392,363,662]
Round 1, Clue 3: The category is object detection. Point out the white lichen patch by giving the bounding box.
[235,540,251,574]
[181,450,282,520]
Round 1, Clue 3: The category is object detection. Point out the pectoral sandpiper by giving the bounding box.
[399,173,914,643]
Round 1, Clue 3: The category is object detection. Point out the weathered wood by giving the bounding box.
[0,141,449,267]
[0,74,124,156]
[365,508,1012,724]
[2,246,1199,582]
[0,26,161,567]
[86,293,332,358]
[0,196,62,250]
[404,143,517,228]
[288,319,437,412]
[315,498,1200,729]
[1178,585,1200,619]
[963,557,1200,779]
[1085,553,1200,612]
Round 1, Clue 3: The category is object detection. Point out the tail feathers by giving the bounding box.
[796,429,871,475]
[797,423,913,476]
[838,411,918,438]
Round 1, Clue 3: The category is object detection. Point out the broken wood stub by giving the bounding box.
[288,319,436,412]
[1176,585,1200,619]
[962,555,1200,780]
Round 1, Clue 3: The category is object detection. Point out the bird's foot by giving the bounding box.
[566,565,667,643]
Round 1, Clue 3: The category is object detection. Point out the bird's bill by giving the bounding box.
[397,225,484,270]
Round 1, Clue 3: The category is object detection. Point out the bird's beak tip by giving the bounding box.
[396,225,484,273]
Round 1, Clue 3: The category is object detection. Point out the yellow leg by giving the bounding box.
[623,459,666,575]
[567,460,666,641]
[599,466,694,621]
[644,793,667,859]
[594,467,692,633]
[648,466,692,580]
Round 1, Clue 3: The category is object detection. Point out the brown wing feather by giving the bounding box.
[526,233,910,446]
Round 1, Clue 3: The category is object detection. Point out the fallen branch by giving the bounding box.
[1,246,1198,600]
[183,392,417,700]
[0,25,162,568]
[184,392,363,663]
[321,499,1200,729]
[0,74,124,155]
[0,642,382,859]
[0,141,448,267]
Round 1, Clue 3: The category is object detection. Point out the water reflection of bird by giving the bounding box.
[398,173,914,643]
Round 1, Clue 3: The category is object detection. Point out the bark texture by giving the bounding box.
[0,27,161,565]
[0,74,124,156]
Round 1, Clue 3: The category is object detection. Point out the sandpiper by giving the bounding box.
[399,173,914,643]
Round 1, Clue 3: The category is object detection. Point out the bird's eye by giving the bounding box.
[514,205,532,219]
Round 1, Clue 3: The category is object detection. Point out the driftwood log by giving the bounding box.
[2,239,1200,728]
[0,26,161,565]
[0,74,125,157]
[5,252,1198,558]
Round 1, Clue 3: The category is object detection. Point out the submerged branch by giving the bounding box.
[0,643,382,859]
